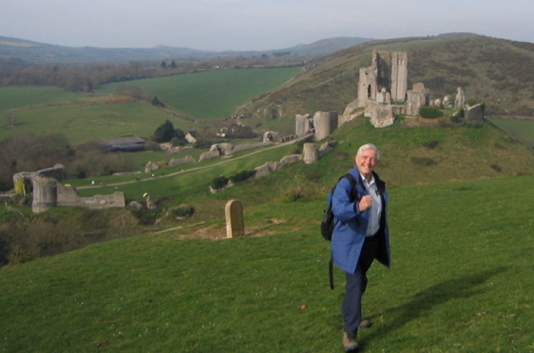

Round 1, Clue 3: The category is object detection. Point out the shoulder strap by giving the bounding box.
[341,173,359,202]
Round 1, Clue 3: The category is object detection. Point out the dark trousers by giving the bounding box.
[342,235,379,333]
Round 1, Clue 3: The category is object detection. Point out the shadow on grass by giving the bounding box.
[361,267,507,348]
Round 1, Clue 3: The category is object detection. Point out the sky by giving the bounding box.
[1,0,534,51]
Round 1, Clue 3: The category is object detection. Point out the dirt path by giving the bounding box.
[77,136,309,190]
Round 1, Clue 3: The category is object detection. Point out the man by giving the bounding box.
[331,143,391,352]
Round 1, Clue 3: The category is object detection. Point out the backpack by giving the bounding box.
[321,173,358,289]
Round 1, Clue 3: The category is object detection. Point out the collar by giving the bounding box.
[360,173,375,186]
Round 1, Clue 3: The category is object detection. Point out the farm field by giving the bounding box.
[94,67,302,120]
[0,94,202,145]
[487,117,534,148]
[0,86,80,111]
[0,68,302,146]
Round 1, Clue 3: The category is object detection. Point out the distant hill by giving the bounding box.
[281,36,373,56]
[0,36,373,63]
[0,36,217,63]
[238,34,534,134]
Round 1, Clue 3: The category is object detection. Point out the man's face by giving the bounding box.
[355,148,377,179]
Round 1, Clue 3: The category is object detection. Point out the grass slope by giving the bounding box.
[487,117,534,148]
[60,118,534,227]
[0,86,81,111]
[0,94,202,145]
[94,68,302,120]
[0,175,532,352]
[1,68,301,145]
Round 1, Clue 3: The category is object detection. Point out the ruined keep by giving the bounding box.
[357,51,408,108]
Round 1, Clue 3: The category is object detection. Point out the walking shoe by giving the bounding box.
[359,320,373,328]
[343,332,359,352]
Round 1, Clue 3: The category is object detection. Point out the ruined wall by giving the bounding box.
[357,66,376,108]
[57,183,125,209]
[295,114,313,137]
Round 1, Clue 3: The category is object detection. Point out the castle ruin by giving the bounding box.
[296,50,476,164]
[13,165,126,213]
[357,51,408,107]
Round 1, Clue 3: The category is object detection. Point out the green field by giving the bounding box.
[487,117,534,148]
[0,86,80,111]
[94,68,302,120]
[0,68,301,146]
[0,96,204,145]
[1,174,532,352]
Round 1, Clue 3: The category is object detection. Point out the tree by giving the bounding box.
[153,120,176,143]
[151,96,165,107]
[170,60,177,69]
[160,61,167,68]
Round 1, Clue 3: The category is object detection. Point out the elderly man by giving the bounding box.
[331,143,391,352]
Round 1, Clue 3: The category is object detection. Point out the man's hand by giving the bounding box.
[358,195,372,212]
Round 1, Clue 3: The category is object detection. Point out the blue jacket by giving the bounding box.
[330,167,391,274]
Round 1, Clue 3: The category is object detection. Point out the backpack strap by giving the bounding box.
[342,173,359,202]
[329,257,335,290]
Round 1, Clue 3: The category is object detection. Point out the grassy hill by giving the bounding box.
[240,35,534,135]
[0,68,300,145]
[3,117,533,265]
[1,96,534,351]
[0,92,203,144]
[1,172,532,352]
[94,67,302,121]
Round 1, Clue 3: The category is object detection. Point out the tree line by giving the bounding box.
[0,54,304,92]
[0,133,137,191]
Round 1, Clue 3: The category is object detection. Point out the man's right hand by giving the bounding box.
[358,195,373,212]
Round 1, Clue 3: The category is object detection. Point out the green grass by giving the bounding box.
[487,117,534,148]
[0,86,80,111]
[1,175,532,352]
[1,68,301,146]
[94,68,302,120]
[0,95,204,145]
[73,142,295,206]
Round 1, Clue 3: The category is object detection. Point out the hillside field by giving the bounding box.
[487,117,534,148]
[94,67,302,120]
[0,86,80,111]
[0,67,301,145]
[0,174,532,352]
[1,99,533,352]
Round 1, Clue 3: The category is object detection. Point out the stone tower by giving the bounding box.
[313,111,338,141]
[357,50,408,107]
[31,175,58,213]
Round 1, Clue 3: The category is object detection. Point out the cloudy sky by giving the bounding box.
[1,0,533,51]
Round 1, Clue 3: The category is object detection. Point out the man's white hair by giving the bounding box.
[356,143,380,160]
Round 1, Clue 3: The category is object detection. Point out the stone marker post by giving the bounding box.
[225,200,245,238]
